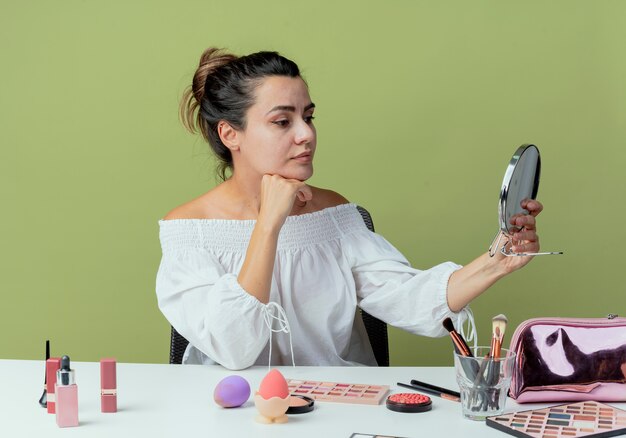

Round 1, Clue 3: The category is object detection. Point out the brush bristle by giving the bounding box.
[492,314,508,339]
[492,314,508,323]
[442,317,456,332]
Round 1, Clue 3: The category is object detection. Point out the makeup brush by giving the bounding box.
[486,314,509,402]
[490,314,508,359]
[444,317,480,383]
[442,317,473,357]
[38,340,49,407]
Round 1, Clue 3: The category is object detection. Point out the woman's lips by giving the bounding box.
[292,153,312,162]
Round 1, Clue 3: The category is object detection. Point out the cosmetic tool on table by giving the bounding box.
[486,401,626,437]
[214,375,251,408]
[255,369,291,423]
[478,314,508,411]
[56,355,79,428]
[350,434,411,438]
[385,393,433,413]
[443,316,481,382]
[286,379,389,405]
[471,314,508,386]
[46,356,62,414]
[100,358,118,413]
[489,314,507,359]
[443,317,473,357]
[487,314,508,382]
[39,340,50,407]
[396,380,460,402]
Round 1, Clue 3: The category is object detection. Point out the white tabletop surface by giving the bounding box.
[3,359,625,438]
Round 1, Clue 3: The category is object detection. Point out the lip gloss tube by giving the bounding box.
[46,357,61,414]
[100,358,117,413]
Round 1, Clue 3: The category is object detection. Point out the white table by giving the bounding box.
[3,360,624,437]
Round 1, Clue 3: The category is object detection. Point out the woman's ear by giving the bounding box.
[218,122,240,151]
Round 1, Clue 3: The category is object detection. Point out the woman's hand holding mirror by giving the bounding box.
[489,144,562,258]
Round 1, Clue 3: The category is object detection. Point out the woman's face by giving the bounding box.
[233,75,316,181]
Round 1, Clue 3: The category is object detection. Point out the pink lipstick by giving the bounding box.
[100,358,117,413]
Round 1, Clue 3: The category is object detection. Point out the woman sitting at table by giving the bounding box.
[155,48,543,370]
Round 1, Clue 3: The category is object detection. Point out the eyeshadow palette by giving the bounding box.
[486,401,626,437]
[286,379,389,405]
[350,434,409,438]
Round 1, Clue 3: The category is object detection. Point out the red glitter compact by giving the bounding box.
[386,393,432,413]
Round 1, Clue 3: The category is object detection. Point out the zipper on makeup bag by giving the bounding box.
[509,314,626,353]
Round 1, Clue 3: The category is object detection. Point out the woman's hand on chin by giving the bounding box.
[256,174,313,233]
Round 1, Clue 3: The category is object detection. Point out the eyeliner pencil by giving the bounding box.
[397,381,461,402]
[410,379,461,400]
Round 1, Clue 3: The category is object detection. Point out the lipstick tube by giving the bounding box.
[100,358,117,413]
[46,357,61,414]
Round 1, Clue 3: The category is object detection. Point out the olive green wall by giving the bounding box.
[2,1,624,366]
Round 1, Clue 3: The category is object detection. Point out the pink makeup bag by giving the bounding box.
[508,316,626,403]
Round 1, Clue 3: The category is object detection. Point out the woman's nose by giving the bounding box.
[294,119,315,144]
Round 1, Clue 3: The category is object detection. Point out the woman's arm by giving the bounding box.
[446,199,543,312]
[237,174,312,303]
[156,245,271,370]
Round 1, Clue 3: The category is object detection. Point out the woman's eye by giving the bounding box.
[272,120,289,127]
[305,115,315,124]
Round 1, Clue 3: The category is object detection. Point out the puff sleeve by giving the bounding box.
[344,229,465,337]
[156,247,269,370]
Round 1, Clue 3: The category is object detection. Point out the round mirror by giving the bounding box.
[489,144,562,257]
[499,144,541,234]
